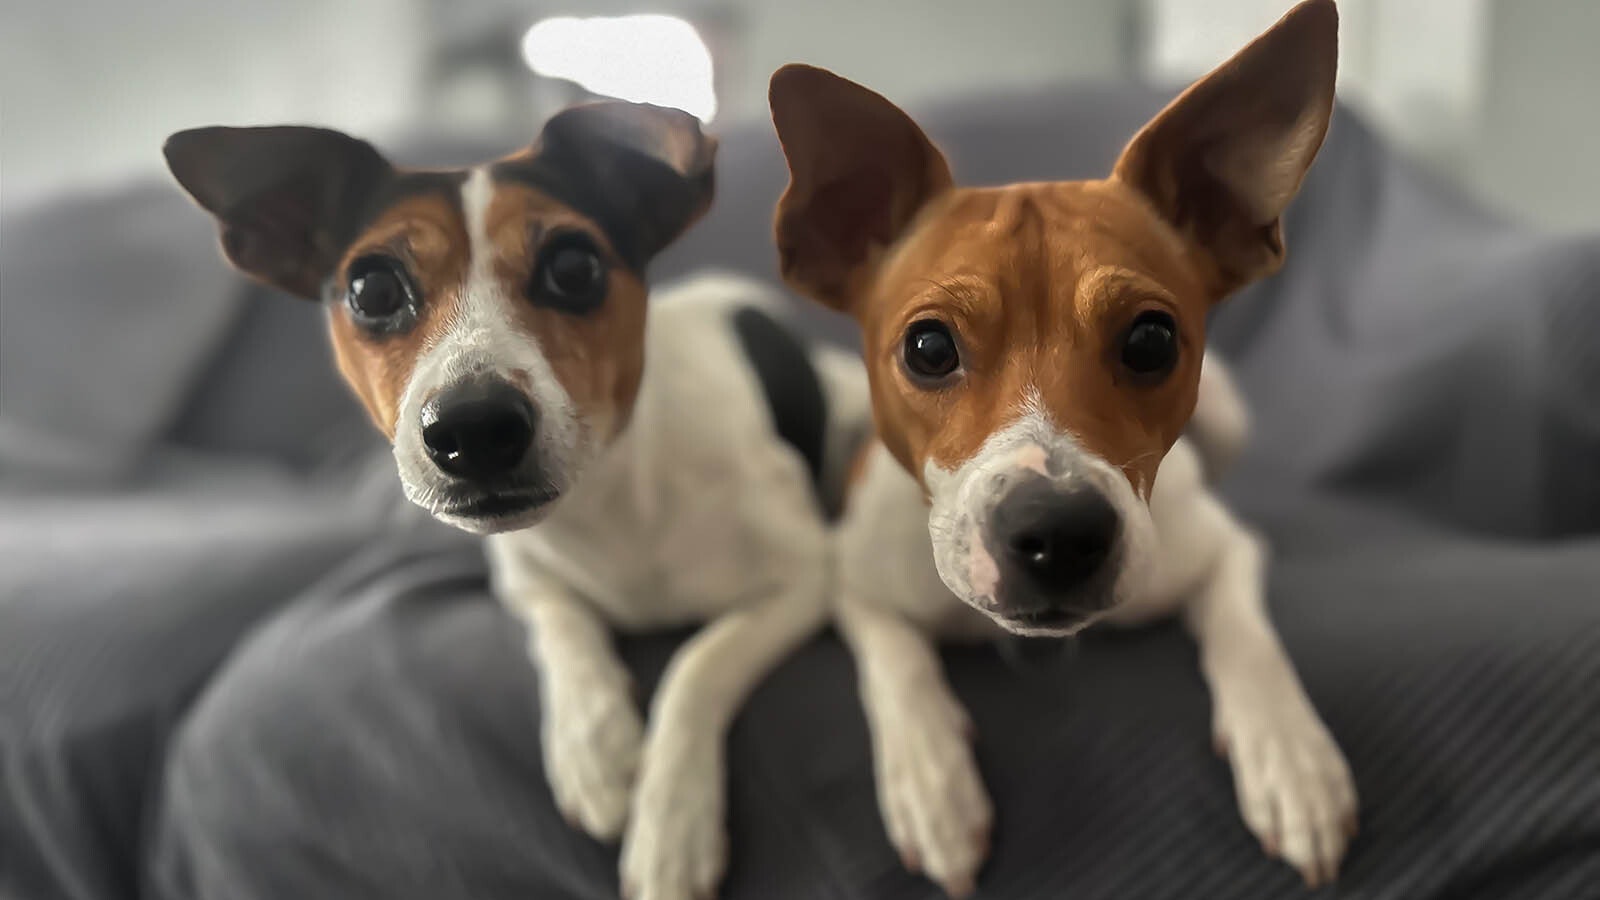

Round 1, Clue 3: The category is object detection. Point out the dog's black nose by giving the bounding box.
[420,378,537,480]
[991,480,1119,602]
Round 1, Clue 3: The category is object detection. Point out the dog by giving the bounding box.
[768,0,1357,893]
[165,101,866,900]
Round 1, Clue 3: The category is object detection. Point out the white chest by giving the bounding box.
[487,280,831,630]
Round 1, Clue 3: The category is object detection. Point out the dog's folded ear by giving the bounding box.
[769,64,953,315]
[164,126,394,300]
[1112,0,1338,296]
[525,101,717,270]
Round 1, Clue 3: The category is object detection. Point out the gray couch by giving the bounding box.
[3,84,1598,900]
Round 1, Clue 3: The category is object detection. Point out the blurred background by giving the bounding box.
[2,0,1597,231]
[4,7,1599,899]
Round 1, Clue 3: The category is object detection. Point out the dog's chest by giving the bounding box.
[499,478,761,628]
[492,284,828,629]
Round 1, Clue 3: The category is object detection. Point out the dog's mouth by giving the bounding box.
[433,486,559,534]
[1007,608,1083,629]
[988,605,1099,637]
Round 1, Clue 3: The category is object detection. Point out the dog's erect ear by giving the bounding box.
[769,64,953,314]
[1112,0,1338,296]
[164,126,393,300]
[528,101,716,269]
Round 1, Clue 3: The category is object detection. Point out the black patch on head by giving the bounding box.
[165,125,471,303]
[166,104,711,301]
[489,158,677,273]
[490,102,715,272]
[317,171,470,326]
[164,126,394,300]
[731,305,828,502]
[367,170,470,218]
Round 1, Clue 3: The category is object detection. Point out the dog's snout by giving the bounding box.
[991,480,1119,602]
[420,378,537,480]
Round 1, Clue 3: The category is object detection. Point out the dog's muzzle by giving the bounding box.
[984,473,1121,630]
[418,374,557,525]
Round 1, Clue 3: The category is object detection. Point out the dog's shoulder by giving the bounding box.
[1184,351,1251,482]
[645,271,836,502]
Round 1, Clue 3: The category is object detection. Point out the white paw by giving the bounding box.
[542,666,644,842]
[871,683,992,897]
[1215,691,1358,888]
[620,737,727,900]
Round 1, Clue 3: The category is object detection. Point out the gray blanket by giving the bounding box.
[3,84,1598,900]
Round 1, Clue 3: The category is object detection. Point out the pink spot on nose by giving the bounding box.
[1014,444,1049,476]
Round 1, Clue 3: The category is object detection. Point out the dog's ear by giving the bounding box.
[769,64,953,315]
[1112,0,1337,296]
[164,126,393,300]
[528,101,717,269]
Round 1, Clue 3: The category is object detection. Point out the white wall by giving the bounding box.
[2,0,1593,231]
[0,0,427,206]
[1469,0,1600,231]
[1141,0,1597,232]
[722,0,1130,119]
[0,0,1131,206]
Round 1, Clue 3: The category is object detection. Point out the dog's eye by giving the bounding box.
[346,255,415,321]
[531,235,607,314]
[1121,311,1179,378]
[903,319,961,382]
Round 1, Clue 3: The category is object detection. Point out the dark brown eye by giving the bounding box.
[346,255,414,321]
[1121,310,1179,377]
[531,235,606,314]
[903,320,960,381]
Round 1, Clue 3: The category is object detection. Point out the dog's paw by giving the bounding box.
[619,737,727,900]
[1215,692,1358,888]
[542,668,644,842]
[872,683,991,897]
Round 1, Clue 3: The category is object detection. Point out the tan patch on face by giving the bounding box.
[861,180,1213,491]
[327,188,471,438]
[484,182,648,440]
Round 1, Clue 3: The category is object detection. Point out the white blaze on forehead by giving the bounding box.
[428,166,518,361]
[460,167,497,305]
[445,166,582,448]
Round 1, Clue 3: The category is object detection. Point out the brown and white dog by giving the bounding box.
[770,0,1356,893]
[165,102,865,900]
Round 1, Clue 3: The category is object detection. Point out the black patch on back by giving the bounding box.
[730,306,828,496]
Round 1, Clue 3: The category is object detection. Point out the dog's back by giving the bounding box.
[653,271,872,519]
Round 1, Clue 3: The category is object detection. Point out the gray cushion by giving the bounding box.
[145,484,1600,900]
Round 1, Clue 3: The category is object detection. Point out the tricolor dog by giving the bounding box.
[165,102,864,900]
[770,0,1356,893]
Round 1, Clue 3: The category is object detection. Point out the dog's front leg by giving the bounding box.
[839,600,991,897]
[493,549,644,843]
[1181,498,1358,887]
[619,589,827,900]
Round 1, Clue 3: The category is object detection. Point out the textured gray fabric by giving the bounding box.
[3,82,1598,900]
[0,459,425,900]
[145,484,1600,900]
